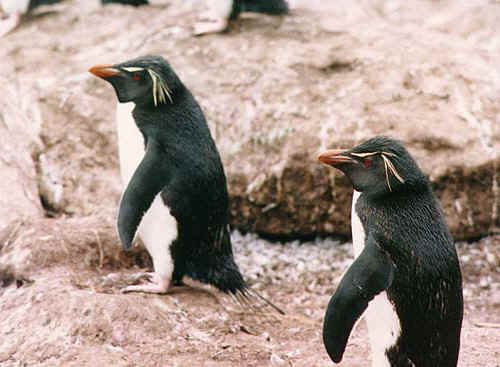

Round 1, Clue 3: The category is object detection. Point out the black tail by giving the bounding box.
[28,0,63,11]
[101,0,148,6]
[243,288,285,315]
[179,226,284,314]
[231,0,289,19]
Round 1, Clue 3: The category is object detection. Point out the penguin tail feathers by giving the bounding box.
[240,0,289,15]
[35,0,64,6]
[198,264,285,315]
[233,287,285,315]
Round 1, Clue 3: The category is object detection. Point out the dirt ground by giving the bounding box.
[1,223,499,367]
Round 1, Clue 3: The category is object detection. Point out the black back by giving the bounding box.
[230,0,289,20]
[355,158,463,366]
[101,0,148,5]
[28,0,62,11]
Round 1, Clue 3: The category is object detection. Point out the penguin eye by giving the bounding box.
[363,158,372,168]
[133,73,141,81]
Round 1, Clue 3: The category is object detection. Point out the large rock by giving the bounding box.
[0,65,44,230]
[1,0,498,240]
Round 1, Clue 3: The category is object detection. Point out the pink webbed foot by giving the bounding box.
[121,272,172,294]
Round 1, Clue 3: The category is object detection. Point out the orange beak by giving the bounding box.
[88,64,120,78]
[317,149,355,166]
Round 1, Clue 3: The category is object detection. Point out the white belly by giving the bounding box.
[211,0,233,18]
[351,190,401,367]
[1,0,30,14]
[137,194,177,277]
[115,102,176,277]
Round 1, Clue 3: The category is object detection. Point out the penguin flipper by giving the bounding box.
[323,234,395,363]
[118,138,171,250]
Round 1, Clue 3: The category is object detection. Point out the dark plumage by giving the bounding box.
[318,136,463,366]
[27,0,62,11]
[101,0,148,6]
[229,0,289,20]
[89,56,282,313]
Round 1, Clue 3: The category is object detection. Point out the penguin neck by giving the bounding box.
[115,102,145,186]
[130,86,189,129]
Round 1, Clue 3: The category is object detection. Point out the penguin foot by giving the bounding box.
[0,13,21,38]
[121,272,172,294]
[193,18,229,36]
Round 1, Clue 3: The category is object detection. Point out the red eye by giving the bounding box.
[363,158,372,168]
[133,74,140,81]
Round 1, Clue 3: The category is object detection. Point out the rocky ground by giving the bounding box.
[0,0,498,239]
[0,0,499,366]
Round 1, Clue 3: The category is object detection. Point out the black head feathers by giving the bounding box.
[89,55,182,107]
[318,136,427,197]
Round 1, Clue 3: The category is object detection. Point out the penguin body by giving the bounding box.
[318,136,463,367]
[194,0,288,35]
[89,56,282,313]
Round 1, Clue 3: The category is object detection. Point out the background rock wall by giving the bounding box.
[0,0,498,240]
[0,64,43,230]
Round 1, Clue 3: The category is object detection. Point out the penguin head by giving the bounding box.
[318,136,425,196]
[89,55,181,106]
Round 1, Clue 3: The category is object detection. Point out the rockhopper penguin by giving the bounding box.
[195,0,289,35]
[317,136,463,367]
[89,56,283,313]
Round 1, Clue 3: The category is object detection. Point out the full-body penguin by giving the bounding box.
[317,136,463,367]
[88,56,283,313]
[194,0,288,35]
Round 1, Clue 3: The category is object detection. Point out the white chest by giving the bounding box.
[115,102,145,187]
[211,0,233,18]
[115,102,177,277]
[351,190,365,257]
[1,0,30,14]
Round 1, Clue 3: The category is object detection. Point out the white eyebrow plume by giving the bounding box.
[147,69,173,106]
[381,152,405,191]
[350,152,378,158]
[352,150,405,191]
[122,66,145,72]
